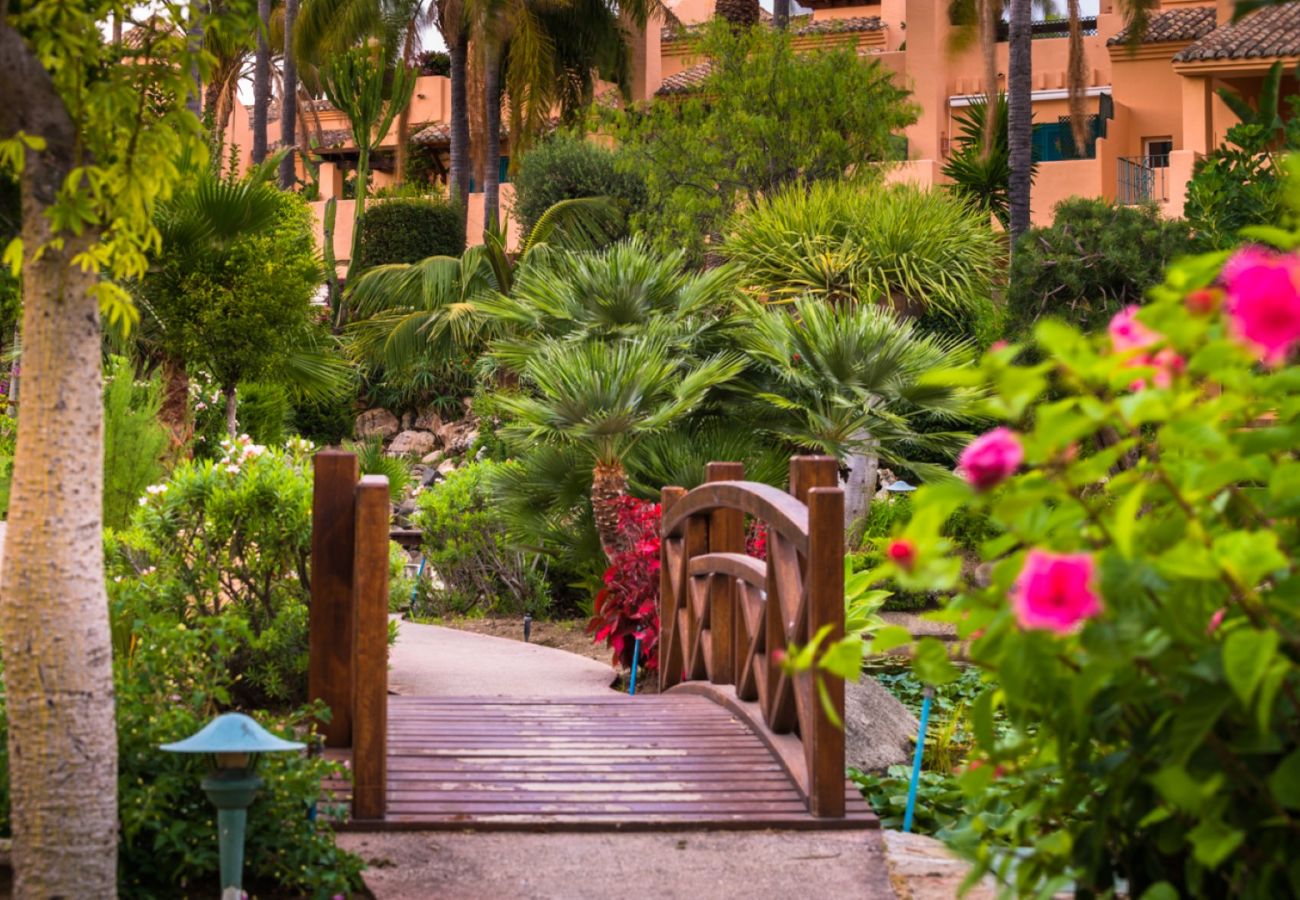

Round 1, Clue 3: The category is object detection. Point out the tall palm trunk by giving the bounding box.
[773,0,789,30]
[0,25,118,892]
[842,429,879,543]
[1006,0,1033,246]
[1066,0,1087,152]
[482,38,502,233]
[979,0,998,155]
[252,0,271,163]
[449,34,471,221]
[160,354,193,450]
[592,459,629,562]
[224,384,239,437]
[395,24,418,185]
[279,0,299,188]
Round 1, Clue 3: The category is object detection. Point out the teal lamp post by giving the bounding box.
[162,713,305,900]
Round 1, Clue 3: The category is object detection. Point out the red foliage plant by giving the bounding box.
[588,496,661,671]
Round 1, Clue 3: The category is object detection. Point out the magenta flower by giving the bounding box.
[959,428,1024,491]
[1011,550,1103,634]
[1108,306,1159,354]
[1221,246,1300,365]
[887,538,916,571]
[1207,607,1226,636]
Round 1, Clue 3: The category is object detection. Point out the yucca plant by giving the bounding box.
[723,180,1001,321]
[494,336,745,560]
[346,434,413,501]
[738,297,982,537]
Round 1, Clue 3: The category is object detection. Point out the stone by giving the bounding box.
[355,408,400,440]
[387,430,437,457]
[414,407,443,432]
[400,411,414,431]
[421,450,444,466]
[436,459,457,477]
[844,675,919,773]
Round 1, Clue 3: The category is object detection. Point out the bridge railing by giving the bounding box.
[659,456,846,817]
[308,450,389,822]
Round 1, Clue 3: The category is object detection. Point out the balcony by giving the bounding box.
[997,17,1098,41]
[1117,155,1170,204]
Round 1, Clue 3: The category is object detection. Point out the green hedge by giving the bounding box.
[510,134,645,237]
[355,197,465,270]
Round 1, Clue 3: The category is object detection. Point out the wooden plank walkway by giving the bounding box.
[326,694,879,832]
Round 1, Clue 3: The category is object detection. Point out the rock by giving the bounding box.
[438,418,479,455]
[415,407,443,432]
[436,459,458,477]
[356,408,400,440]
[387,430,437,457]
[844,675,918,773]
[400,411,414,431]
[421,450,444,466]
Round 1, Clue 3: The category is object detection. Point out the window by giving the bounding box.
[1143,138,1173,168]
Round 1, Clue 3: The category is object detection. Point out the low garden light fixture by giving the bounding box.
[161,713,305,900]
[884,479,916,494]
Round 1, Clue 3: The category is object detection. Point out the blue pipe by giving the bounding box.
[409,556,426,608]
[629,637,642,696]
[902,685,934,833]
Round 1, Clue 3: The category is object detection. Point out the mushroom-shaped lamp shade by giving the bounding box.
[161,713,305,770]
[885,480,917,493]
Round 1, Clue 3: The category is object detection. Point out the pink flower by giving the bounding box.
[1207,607,1226,636]
[1221,247,1300,365]
[959,428,1024,491]
[1010,549,1103,634]
[1109,306,1159,354]
[886,538,916,571]
[1185,288,1223,316]
[1129,347,1187,391]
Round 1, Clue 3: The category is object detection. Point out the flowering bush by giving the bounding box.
[864,228,1300,894]
[588,496,661,671]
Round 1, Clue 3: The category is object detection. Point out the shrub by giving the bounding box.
[354,197,466,271]
[414,461,550,616]
[0,412,12,518]
[724,181,1001,324]
[107,439,313,707]
[290,392,355,445]
[1007,197,1196,338]
[587,496,660,671]
[510,133,645,237]
[103,357,168,530]
[868,224,1300,894]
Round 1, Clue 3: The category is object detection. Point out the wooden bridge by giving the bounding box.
[308,452,877,832]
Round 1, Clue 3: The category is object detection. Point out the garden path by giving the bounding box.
[386,616,616,697]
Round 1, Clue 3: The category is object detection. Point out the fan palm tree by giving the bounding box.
[942,94,1020,226]
[715,0,759,29]
[738,297,981,536]
[495,336,745,559]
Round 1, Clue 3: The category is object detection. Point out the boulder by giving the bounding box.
[414,407,443,432]
[356,408,400,440]
[844,675,919,773]
[421,450,444,466]
[387,430,437,457]
[436,459,458,477]
[438,418,479,454]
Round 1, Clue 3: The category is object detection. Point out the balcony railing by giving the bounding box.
[1118,156,1170,204]
[997,17,1098,41]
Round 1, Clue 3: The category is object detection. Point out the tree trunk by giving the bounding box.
[979,0,998,155]
[842,429,879,546]
[279,0,299,188]
[159,354,192,451]
[1007,0,1033,247]
[252,0,271,164]
[482,39,502,234]
[0,22,119,895]
[773,0,790,30]
[343,142,370,290]
[224,384,239,437]
[449,34,471,224]
[591,459,629,562]
[112,14,123,45]
[395,24,418,185]
[1066,0,1088,152]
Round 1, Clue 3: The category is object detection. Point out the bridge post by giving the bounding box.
[658,486,687,693]
[351,475,390,821]
[807,486,846,818]
[309,450,358,748]
[705,462,744,686]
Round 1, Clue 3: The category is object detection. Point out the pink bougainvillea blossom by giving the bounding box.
[959,428,1024,491]
[1108,305,1160,354]
[887,538,916,571]
[1207,607,1227,636]
[1010,549,1103,633]
[1221,246,1300,365]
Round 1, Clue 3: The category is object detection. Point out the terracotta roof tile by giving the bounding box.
[662,13,882,42]
[1107,6,1216,46]
[655,60,714,96]
[1174,3,1300,61]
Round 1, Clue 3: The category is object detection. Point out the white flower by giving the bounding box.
[145,484,168,496]
[195,401,207,411]
[138,496,148,506]
[226,464,241,475]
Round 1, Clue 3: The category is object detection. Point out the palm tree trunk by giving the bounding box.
[843,438,880,547]
[252,0,271,164]
[112,13,122,45]
[395,24,418,185]
[449,34,470,221]
[279,0,299,188]
[773,0,789,30]
[482,39,502,234]
[1007,0,1033,245]
[1066,0,1087,152]
[592,459,629,562]
[979,0,998,155]
[0,28,117,888]
[159,354,193,450]
[224,384,239,438]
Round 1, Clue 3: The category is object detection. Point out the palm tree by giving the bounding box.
[942,94,1016,226]
[715,0,759,29]
[280,0,300,187]
[773,0,789,30]
[1006,0,1032,243]
[738,298,981,537]
[252,0,272,163]
[495,336,744,559]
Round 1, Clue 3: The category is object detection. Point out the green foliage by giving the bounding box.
[414,461,550,616]
[0,173,18,350]
[0,412,14,519]
[107,442,314,708]
[1185,62,1300,249]
[609,21,917,263]
[1008,198,1197,338]
[874,228,1300,893]
[389,540,416,613]
[511,133,646,238]
[724,181,1001,324]
[941,94,1017,227]
[625,419,789,496]
[102,357,167,530]
[290,392,356,445]
[355,197,466,271]
[347,435,412,502]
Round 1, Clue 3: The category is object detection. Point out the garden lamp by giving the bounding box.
[161,713,305,900]
[885,479,916,494]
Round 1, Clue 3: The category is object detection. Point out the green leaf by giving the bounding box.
[1188,816,1245,869]
[816,676,843,729]
[1269,749,1300,809]
[867,624,912,655]
[1139,883,1179,900]
[1212,531,1288,589]
[1111,481,1147,559]
[2,238,21,278]
[1222,628,1279,706]
[1151,765,1205,813]
[912,637,959,686]
[818,637,864,681]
